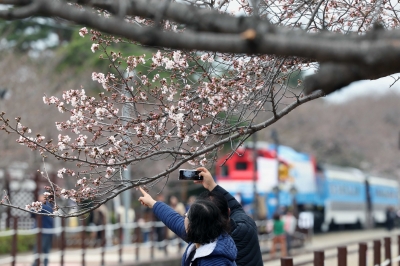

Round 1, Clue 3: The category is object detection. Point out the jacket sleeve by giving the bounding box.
[153,202,188,241]
[212,185,245,216]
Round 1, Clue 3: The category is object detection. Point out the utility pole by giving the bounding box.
[122,165,131,244]
[271,129,280,212]
[252,133,258,220]
[0,88,9,100]
[122,78,132,245]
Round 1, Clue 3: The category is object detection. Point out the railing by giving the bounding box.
[0,217,184,266]
[277,235,400,266]
[0,217,278,266]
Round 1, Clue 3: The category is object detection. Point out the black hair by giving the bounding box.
[273,212,281,221]
[186,199,229,245]
[197,191,229,221]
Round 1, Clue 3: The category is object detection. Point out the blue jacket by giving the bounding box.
[31,202,54,233]
[153,202,237,266]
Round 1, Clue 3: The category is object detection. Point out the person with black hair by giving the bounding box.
[195,167,263,266]
[138,187,237,266]
[270,212,287,258]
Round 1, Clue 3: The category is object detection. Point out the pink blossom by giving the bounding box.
[79,27,88,37]
[27,201,43,212]
[91,43,99,53]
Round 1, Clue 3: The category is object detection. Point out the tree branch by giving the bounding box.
[1,0,400,68]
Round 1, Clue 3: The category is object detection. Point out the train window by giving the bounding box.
[329,184,359,195]
[375,189,397,199]
[221,165,229,177]
[235,162,248,170]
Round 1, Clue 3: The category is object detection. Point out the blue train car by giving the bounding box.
[367,176,399,225]
[315,165,367,232]
[215,142,316,219]
[215,142,400,231]
[313,165,400,231]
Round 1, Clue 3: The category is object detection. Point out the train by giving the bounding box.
[215,142,400,232]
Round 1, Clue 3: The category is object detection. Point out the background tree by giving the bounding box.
[0,18,74,52]
[266,93,400,178]
[0,0,398,216]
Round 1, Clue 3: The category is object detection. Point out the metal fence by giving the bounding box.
[0,217,284,266]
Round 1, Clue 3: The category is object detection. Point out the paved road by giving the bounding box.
[2,228,400,266]
[1,242,184,266]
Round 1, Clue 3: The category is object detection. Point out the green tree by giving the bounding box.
[0,18,73,52]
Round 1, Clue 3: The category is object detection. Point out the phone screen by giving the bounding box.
[179,170,202,180]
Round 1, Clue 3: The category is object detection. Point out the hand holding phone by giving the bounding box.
[179,169,203,180]
[196,167,217,191]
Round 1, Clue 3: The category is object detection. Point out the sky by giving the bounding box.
[320,74,400,104]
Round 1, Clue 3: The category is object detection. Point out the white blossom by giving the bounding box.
[57,168,67,178]
[79,27,88,37]
[91,43,99,53]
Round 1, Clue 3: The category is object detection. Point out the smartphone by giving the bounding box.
[178,169,203,180]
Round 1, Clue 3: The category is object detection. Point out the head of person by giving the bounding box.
[39,190,49,203]
[38,194,46,202]
[185,199,229,245]
[187,195,196,205]
[273,212,281,221]
[197,191,230,222]
[169,195,178,206]
[285,207,293,215]
[156,193,165,202]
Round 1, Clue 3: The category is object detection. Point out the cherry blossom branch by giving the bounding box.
[1,0,397,216]
[0,83,323,216]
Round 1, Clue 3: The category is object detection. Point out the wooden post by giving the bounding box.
[119,224,123,264]
[135,224,140,261]
[101,222,106,266]
[398,235,400,266]
[314,250,324,266]
[150,222,154,259]
[374,240,381,266]
[163,224,168,255]
[35,215,43,266]
[385,237,392,266]
[11,217,18,266]
[60,218,65,266]
[81,219,86,266]
[358,242,367,266]
[281,257,294,266]
[338,246,347,266]
[5,171,11,229]
[34,171,39,204]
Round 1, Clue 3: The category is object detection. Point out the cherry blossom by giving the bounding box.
[79,27,88,37]
[25,201,43,212]
[3,0,393,217]
[91,43,99,53]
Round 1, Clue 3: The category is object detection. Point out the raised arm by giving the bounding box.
[196,167,244,216]
[138,187,187,241]
[153,202,187,240]
[212,185,244,215]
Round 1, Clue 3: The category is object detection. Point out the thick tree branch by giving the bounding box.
[1,0,400,119]
[1,0,400,68]
[304,63,400,95]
